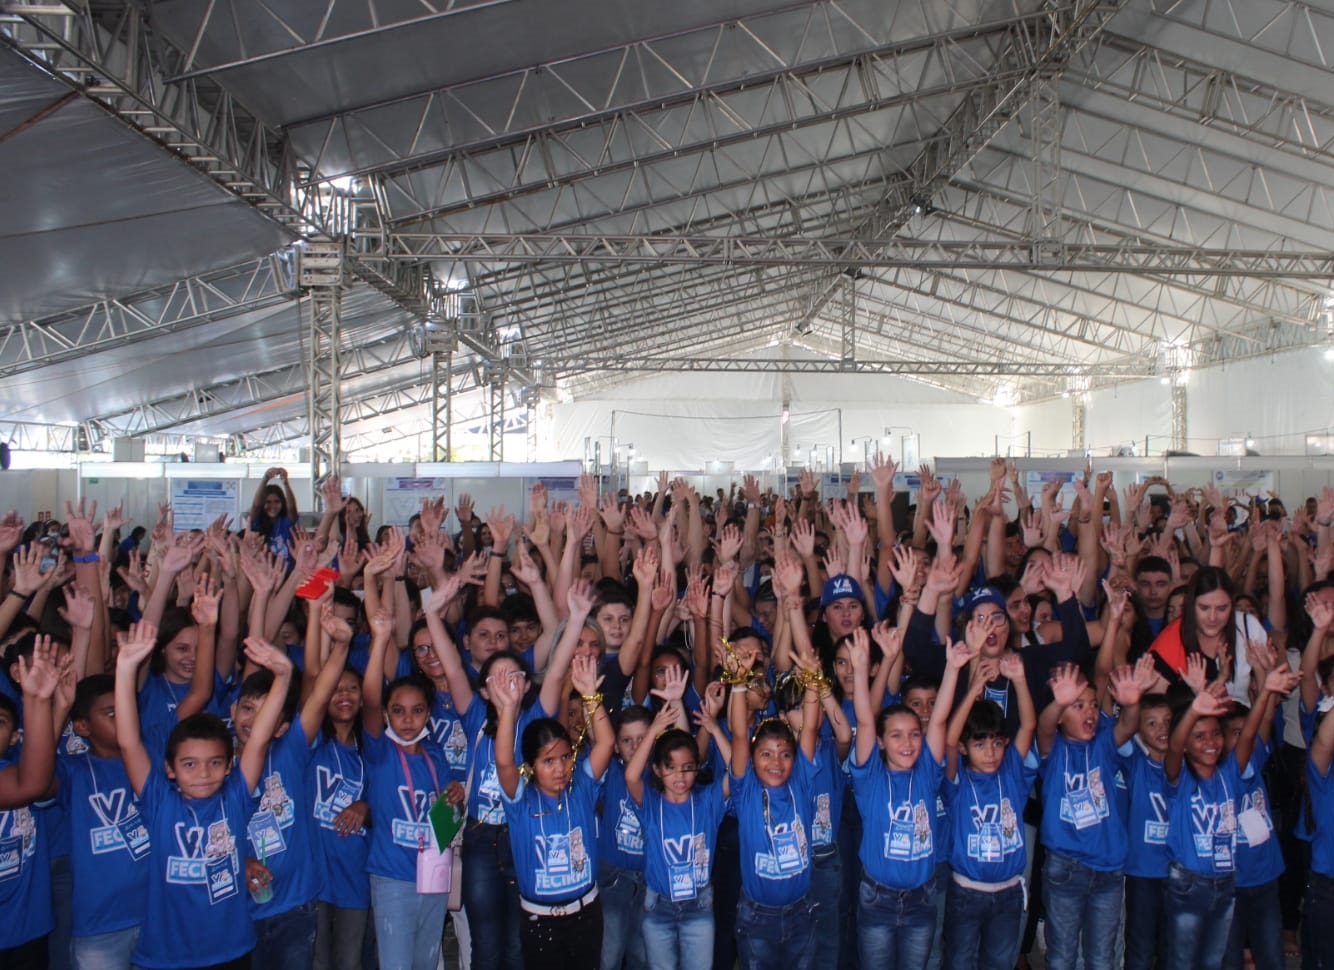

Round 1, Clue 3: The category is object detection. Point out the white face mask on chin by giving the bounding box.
[386,725,430,747]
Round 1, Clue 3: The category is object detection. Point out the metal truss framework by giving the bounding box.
[301,242,344,480]
[0,254,296,379]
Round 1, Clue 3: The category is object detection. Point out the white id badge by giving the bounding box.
[886,819,914,859]
[978,823,1003,863]
[0,836,20,880]
[1238,808,1270,847]
[331,779,358,813]
[544,832,571,875]
[417,845,453,894]
[772,829,803,873]
[1065,787,1100,830]
[1212,833,1234,871]
[668,862,696,901]
[247,809,287,857]
[205,855,238,905]
[117,815,151,861]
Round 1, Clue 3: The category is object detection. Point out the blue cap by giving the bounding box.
[959,585,1006,618]
[820,574,864,608]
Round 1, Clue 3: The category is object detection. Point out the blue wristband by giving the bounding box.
[72,553,100,564]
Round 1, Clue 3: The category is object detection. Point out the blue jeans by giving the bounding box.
[926,862,949,970]
[369,874,448,970]
[837,794,861,970]
[1305,872,1334,969]
[1163,862,1234,970]
[1124,874,1165,970]
[856,871,938,970]
[942,879,1025,970]
[1042,852,1124,970]
[599,863,647,970]
[71,926,139,970]
[810,848,843,970]
[1222,879,1281,970]
[736,894,817,970]
[462,822,523,970]
[642,885,715,970]
[252,899,317,970]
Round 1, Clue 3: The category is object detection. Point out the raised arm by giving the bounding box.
[1038,663,1084,758]
[491,670,526,799]
[237,639,295,791]
[1167,687,1229,784]
[571,653,616,780]
[360,610,395,737]
[0,636,62,808]
[539,579,597,716]
[1301,593,1333,714]
[113,622,158,796]
[176,578,221,721]
[296,605,354,743]
[848,628,878,766]
[626,702,680,807]
[1001,652,1037,758]
[929,639,972,764]
[423,577,476,714]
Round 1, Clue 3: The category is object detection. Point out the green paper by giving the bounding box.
[428,795,463,851]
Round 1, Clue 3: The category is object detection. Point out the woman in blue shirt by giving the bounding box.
[493,652,614,970]
[249,468,298,564]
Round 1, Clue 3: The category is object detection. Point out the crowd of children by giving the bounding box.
[1,459,1333,970]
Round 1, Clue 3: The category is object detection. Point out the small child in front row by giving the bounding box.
[1122,692,1174,970]
[1302,661,1334,969]
[1036,659,1153,970]
[494,653,614,970]
[114,621,293,970]
[942,649,1037,970]
[727,650,823,970]
[1163,665,1300,970]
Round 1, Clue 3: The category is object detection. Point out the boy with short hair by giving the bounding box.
[115,620,293,970]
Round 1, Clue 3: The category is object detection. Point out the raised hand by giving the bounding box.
[62,498,99,556]
[570,653,605,697]
[1048,663,1085,706]
[889,545,921,593]
[191,576,222,627]
[790,518,816,559]
[567,578,596,617]
[846,627,871,674]
[58,584,95,631]
[19,635,64,700]
[454,493,474,529]
[945,635,976,670]
[1107,664,1146,708]
[1191,686,1232,718]
[1183,653,1209,695]
[1306,593,1334,632]
[651,662,690,704]
[320,475,346,515]
[320,602,353,645]
[998,652,1026,683]
[715,523,744,564]
[869,620,903,669]
[869,453,898,491]
[116,621,159,672]
[1264,666,1302,697]
[244,637,294,677]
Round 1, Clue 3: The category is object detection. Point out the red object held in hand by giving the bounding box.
[295,568,340,600]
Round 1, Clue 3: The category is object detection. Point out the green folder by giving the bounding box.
[428,795,464,851]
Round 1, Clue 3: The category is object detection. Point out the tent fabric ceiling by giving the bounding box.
[4,0,1334,454]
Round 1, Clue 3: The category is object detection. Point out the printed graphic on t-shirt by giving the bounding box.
[811,793,832,846]
[534,826,590,893]
[1237,789,1272,846]
[87,787,151,857]
[883,800,934,861]
[983,686,1009,716]
[612,798,643,854]
[1059,764,1110,830]
[753,816,809,879]
[391,784,433,848]
[1143,791,1169,845]
[436,718,468,770]
[258,771,295,828]
[313,765,361,829]
[166,817,236,886]
[966,798,1022,863]
[1189,792,1236,869]
[61,722,89,757]
[0,807,37,881]
[475,764,505,824]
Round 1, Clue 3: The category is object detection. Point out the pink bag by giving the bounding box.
[416,845,452,895]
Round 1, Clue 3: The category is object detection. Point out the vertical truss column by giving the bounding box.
[487,367,507,462]
[430,349,453,462]
[841,273,857,364]
[1171,384,1188,452]
[1072,397,1086,452]
[1029,5,1064,260]
[300,243,345,482]
[523,389,539,463]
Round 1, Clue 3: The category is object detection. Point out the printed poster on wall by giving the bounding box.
[1211,469,1275,499]
[384,478,450,527]
[170,479,242,532]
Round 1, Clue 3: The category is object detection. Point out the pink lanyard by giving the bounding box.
[395,746,441,847]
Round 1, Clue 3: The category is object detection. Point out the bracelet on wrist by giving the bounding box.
[6,588,28,601]
[72,552,100,564]
[607,528,624,535]
[580,692,604,709]
[1318,518,1333,528]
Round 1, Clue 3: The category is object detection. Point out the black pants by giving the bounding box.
[0,935,47,970]
[519,897,602,970]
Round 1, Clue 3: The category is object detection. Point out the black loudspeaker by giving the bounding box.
[0,443,10,470]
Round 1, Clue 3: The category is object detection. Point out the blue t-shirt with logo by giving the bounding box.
[430,691,469,777]
[133,768,256,969]
[362,730,457,883]
[1038,713,1132,871]
[56,753,150,937]
[1233,740,1282,889]
[1165,752,1251,877]
[598,759,645,872]
[245,726,323,919]
[1123,740,1171,878]
[462,694,550,824]
[943,745,1038,884]
[310,734,370,909]
[730,751,818,906]
[639,773,727,901]
[502,760,603,903]
[0,761,52,950]
[1307,753,1334,880]
[849,747,943,890]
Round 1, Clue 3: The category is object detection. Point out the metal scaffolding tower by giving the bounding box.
[300,242,345,482]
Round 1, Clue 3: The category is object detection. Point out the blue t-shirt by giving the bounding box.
[1233,740,1283,889]
[138,670,233,755]
[598,760,646,872]
[730,751,818,906]
[252,514,295,564]
[1123,740,1171,878]
[849,748,943,890]
[639,774,727,900]
[1307,754,1334,880]
[0,765,52,949]
[310,734,370,909]
[462,694,550,824]
[502,761,603,903]
[944,745,1039,883]
[56,753,150,938]
[246,726,323,918]
[133,768,256,969]
[430,691,470,777]
[1165,752,1251,877]
[362,730,457,883]
[1038,713,1132,871]
[809,735,844,852]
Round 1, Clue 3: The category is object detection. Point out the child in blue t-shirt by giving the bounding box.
[237,600,354,968]
[622,688,727,970]
[56,674,150,969]
[114,621,293,970]
[726,644,824,970]
[847,626,958,970]
[1304,664,1334,968]
[1163,666,1300,970]
[493,652,614,969]
[942,648,1038,970]
[1122,693,1173,970]
[597,704,654,970]
[1036,660,1153,970]
[0,636,62,969]
[360,607,465,970]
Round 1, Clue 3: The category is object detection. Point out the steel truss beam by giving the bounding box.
[0,254,296,379]
[303,243,343,481]
[392,233,1334,277]
[166,0,515,81]
[531,357,1154,378]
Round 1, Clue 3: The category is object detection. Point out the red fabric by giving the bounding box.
[1148,618,1187,675]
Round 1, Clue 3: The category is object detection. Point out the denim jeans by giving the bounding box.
[926,862,949,970]
[837,794,862,970]
[1222,879,1282,970]
[369,874,448,970]
[735,894,817,970]
[598,863,647,970]
[810,848,843,970]
[51,854,73,970]
[462,822,523,970]
[314,901,367,970]
[856,871,938,970]
[71,926,139,970]
[519,897,601,970]
[1124,874,1165,970]
[712,817,741,970]
[942,879,1026,970]
[1163,862,1234,970]
[1042,852,1124,970]
[1305,872,1334,969]
[642,885,715,970]
[252,899,317,970]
